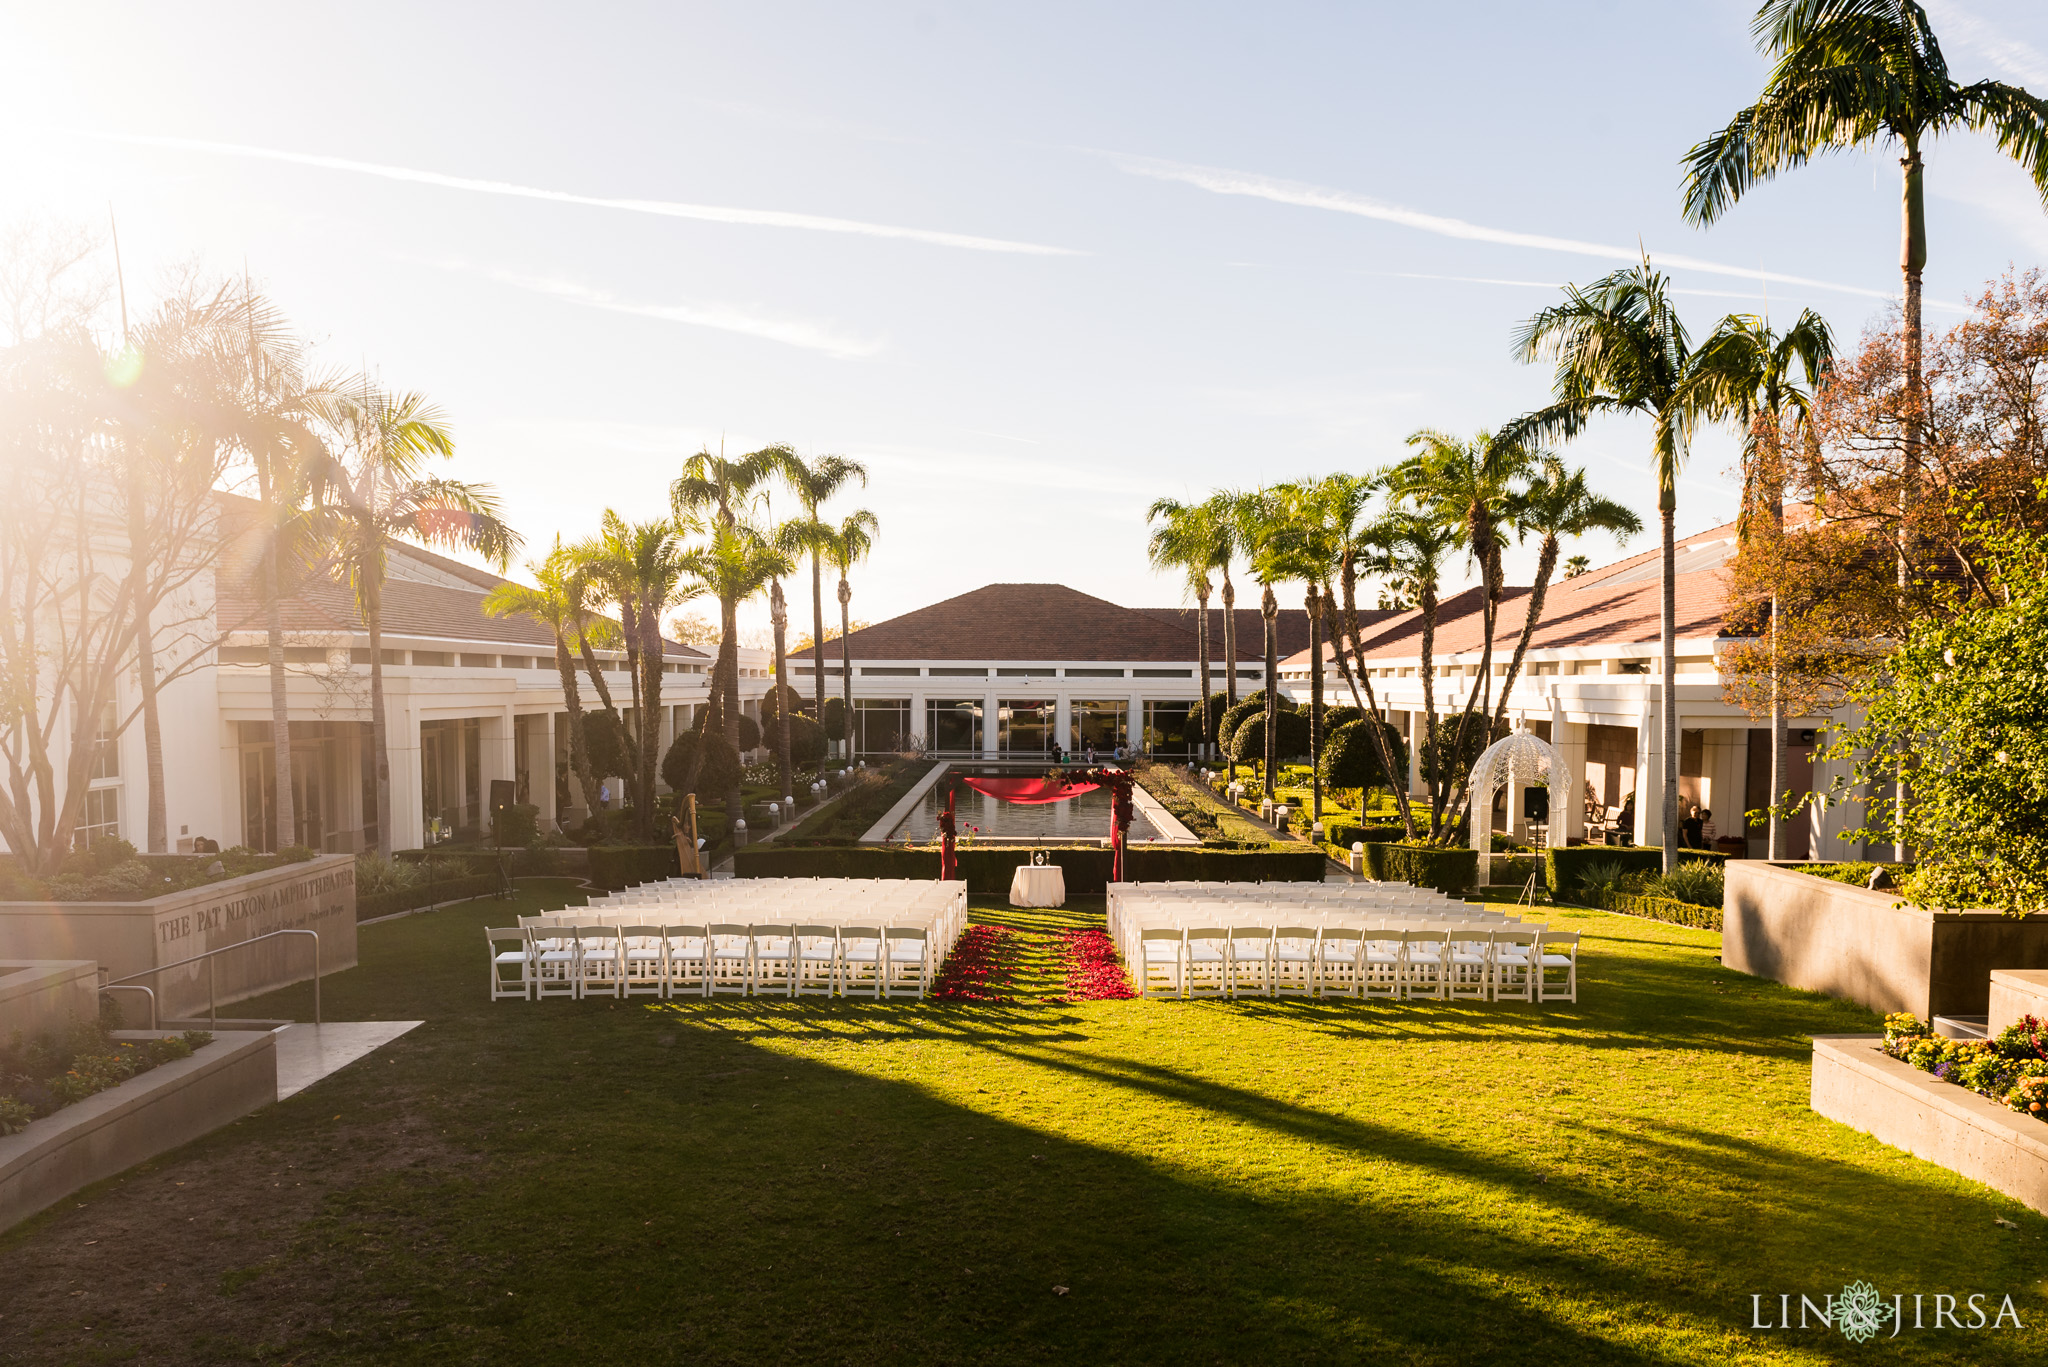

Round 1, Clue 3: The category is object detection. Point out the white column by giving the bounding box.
[218,721,244,850]
[482,704,516,796]
[1634,697,1664,849]
[983,687,1000,758]
[1554,696,1586,844]
[534,712,558,827]
[1128,691,1144,755]
[387,692,426,851]
[1406,709,1424,797]
[909,689,928,751]
[1054,694,1072,753]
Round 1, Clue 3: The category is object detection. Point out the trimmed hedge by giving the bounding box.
[1599,889,1722,932]
[732,845,1327,897]
[588,844,682,891]
[1363,843,1479,894]
[357,873,500,921]
[1544,846,1728,901]
[1325,820,1408,848]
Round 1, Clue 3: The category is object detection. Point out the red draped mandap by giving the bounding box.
[939,769,1135,881]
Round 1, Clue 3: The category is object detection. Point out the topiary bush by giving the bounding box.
[1319,717,1407,792]
[1320,705,1363,733]
[1363,842,1478,894]
[662,728,742,801]
[581,709,632,783]
[491,802,540,847]
[1228,708,1312,764]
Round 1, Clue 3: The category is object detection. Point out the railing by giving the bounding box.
[103,928,321,1030]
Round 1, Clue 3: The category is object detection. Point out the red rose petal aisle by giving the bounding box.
[930,924,1021,1002]
[1055,928,1138,1001]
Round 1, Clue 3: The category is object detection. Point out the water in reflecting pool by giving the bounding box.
[889,769,1160,843]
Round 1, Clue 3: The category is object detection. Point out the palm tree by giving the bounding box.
[677,520,792,834]
[1145,498,1229,758]
[1232,488,1293,798]
[671,445,782,780]
[824,511,879,757]
[576,512,688,839]
[774,449,868,743]
[1494,460,1642,735]
[1358,510,1460,841]
[1681,0,2048,543]
[1508,259,1709,872]
[1687,308,1836,858]
[314,385,519,856]
[483,537,600,825]
[1197,491,1245,707]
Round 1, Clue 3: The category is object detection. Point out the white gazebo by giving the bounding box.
[1467,724,1571,887]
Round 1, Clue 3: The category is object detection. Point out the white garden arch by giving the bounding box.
[1467,724,1570,886]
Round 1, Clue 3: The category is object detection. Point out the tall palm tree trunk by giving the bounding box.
[124,472,168,852]
[719,593,743,835]
[838,579,855,758]
[1306,584,1323,825]
[368,573,392,857]
[1491,536,1562,734]
[638,610,663,840]
[1194,582,1212,760]
[1342,556,1415,841]
[554,635,599,820]
[1659,502,1679,874]
[264,544,296,850]
[771,581,793,802]
[811,551,829,749]
[1221,573,1238,705]
[1418,586,1442,842]
[1260,587,1278,800]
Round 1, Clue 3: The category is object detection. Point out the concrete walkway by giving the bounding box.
[274,1021,424,1101]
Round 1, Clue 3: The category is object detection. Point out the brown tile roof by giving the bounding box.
[1132,607,1320,661]
[212,494,707,659]
[789,583,1257,664]
[1281,519,1740,666]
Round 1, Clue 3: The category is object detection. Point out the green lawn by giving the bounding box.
[3,880,2045,1364]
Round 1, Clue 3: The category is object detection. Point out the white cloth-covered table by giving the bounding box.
[1009,865,1066,908]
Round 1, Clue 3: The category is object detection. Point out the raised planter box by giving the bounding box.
[1989,970,2048,1038]
[1810,1034,2048,1217]
[1724,861,2048,1018]
[0,1029,277,1232]
[0,856,357,1021]
[0,959,97,1039]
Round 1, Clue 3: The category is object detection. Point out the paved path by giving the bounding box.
[273,1021,423,1101]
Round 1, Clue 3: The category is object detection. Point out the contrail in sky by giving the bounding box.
[1113,153,1907,304]
[85,131,1082,257]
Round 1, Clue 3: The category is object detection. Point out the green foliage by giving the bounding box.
[588,845,682,891]
[1542,846,1726,901]
[1802,861,1913,889]
[758,683,805,723]
[492,803,540,847]
[1363,842,1478,894]
[1131,764,1273,844]
[661,729,743,801]
[1883,1011,2048,1122]
[783,713,826,769]
[582,709,633,780]
[1216,690,1293,752]
[735,712,762,753]
[1827,516,2048,914]
[1324,820,1409,848]
[1599,888,1723,932]
[1227,708,1311,763]
[1320,705,1363,733]
[779,760,929,844]
[1318,718,1406,792]
[821,695,846,743]
[0,1022,211,1133]
[1641,860,1725,909]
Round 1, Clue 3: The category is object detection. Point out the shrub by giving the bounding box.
[0,1023,212,1134]
[662,729,743,801]
[581,709,633,782]
[1802,861,1913,889]
[1643,860,1725,908]
[588,845,681,891]
[1884,1012,2048,1121]
[1363,842,1478,894]
[1319,718,1406,792]
[492,802,540,847]
[1320,705,1363,733]
[1228,709,1312,764]
[1544,847,1726,901]
[821,695,846,743]
[1599,889,1722,931]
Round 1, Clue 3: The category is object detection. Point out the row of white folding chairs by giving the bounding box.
[519,907,962,968]
[1107,903,1507,963]
[1132,924,1577,1003]
[1111,914,1519,977]
[488,921,940,1000]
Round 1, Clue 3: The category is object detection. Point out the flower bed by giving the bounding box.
[1883,1012,2048,1122]
[1,1022,213,1137]
[1054,929,1137,1002]
[931,925,1017,1002]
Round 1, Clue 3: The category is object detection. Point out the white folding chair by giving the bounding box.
[707,923,753,996]
[1401,928,1447,1001]
[1138,928,1185,999]
[1360,929,1403,1000]
[576,923,624,1000]
[620,923,667,998]
[1271,926,1318,998]
[531,922,579,999]
[839,926,885,998]
[794,925,839,997]
[1492,926,1536,1002]
[1315,926,1363,998]
[1184,927,1229,998]
[1447,929,1493,1002]
[1537,930,1579,1004]
[1227,926,1273,999]
[486,927,534,1001]
[884,927,931,999]
[752,924,796,997]
[665,924,709,998]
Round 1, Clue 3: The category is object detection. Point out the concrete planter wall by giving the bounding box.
[0,1029,276,1232]
[0,856,357,1020]
[1723,861,2048,1019]
[0,960,97,1040]
[1989,970,2048,1037]
[1811,1035,2048,1216]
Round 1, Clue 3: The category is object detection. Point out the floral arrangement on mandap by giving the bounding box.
[1884,1012,2048,1120]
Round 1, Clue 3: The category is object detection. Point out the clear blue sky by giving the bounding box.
[4,1,2047,636]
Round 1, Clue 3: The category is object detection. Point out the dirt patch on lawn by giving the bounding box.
[0,1082,478,1365]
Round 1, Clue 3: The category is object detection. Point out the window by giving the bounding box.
[853,698,910,755]
[1133,668,1192,678]
[1616,659,1650,675]
[1069,699,1127,752]
[1064,667,1124,678]
[998,700,1053,754]
[996,667,1047,677]
[929,667,987,678]
[862,667,921,677]
[1143,700,1197,755]
[413,651,453,668]
[78,786,120,849]
[460,654,496,669]
[87,696,118,781]
[350,648,407,666]
[924,699,982,753]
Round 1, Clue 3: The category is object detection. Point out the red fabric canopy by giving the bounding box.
[959,776,1100,804]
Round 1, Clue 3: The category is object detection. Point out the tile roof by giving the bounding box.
[1132,606,1321,661]
[1281,519,1741,667]
[211,494,707,659]
[788,583,1284,664]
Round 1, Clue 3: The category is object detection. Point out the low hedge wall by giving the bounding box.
[1545,846,1728,901]
[732,845,1326,897]
[1597,888,1722,932]
[1363,843,1479,895]
[588,844,682,891]
[1325,820,1409,848]
[356,873,501,921]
